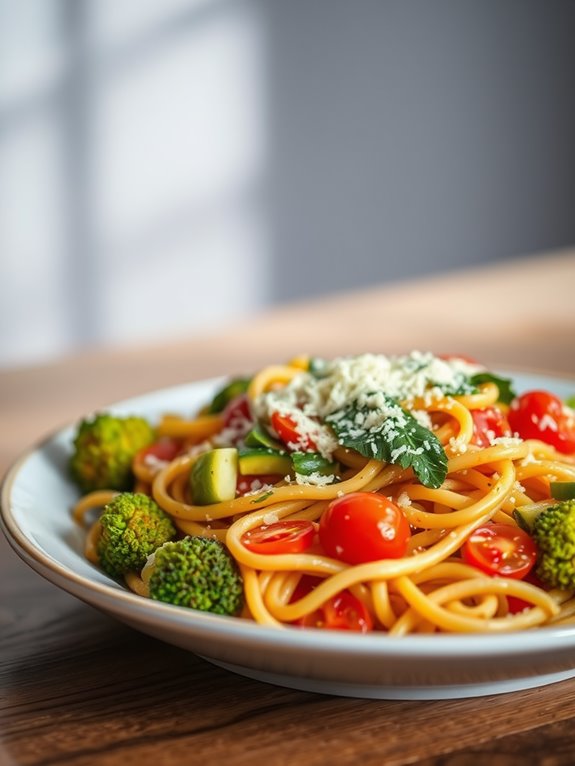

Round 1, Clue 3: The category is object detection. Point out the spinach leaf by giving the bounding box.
[470,372,516,405]
[326,394,447,489]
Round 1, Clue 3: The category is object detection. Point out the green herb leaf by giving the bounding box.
[326,394,447,488]
[208,377,251,413]
[470,372,516,405]
[565,395,575,410]
[291,452,338,477]
[250,491,274,504]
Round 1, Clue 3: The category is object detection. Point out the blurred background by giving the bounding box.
[1,0,574,368]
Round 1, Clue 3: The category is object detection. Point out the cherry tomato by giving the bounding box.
[137,438,181,463]
[462,524,537,579]
[438,353,480,364]
[223,394,253,428]
[241,520,315,555]
[508,390,575,454]
[236,474,281,496]
[471,406,512,447]
[270,411,317,451]
[506,571,546,614]
[319,492,411,565]
[294,586,373,633]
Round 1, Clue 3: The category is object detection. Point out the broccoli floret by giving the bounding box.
[532,499,575,590]
[98,493,176,578]
[70,413,155,491]
[146,536,244,616]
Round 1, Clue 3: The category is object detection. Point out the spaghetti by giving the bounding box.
[73,351,575,634]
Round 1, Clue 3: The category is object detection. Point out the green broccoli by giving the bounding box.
[146,536,244,616]
[70,413,155,491]
[98,493,176,578]
[532,499,575,590]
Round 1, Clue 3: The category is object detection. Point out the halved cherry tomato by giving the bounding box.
[462,524,537,579]
[471,406,512,447]
[137,437,181,463]
[319,492,411,565]
[322,591,374,632]
[223,394,253,428]
[236,474,281,496]
[241,520,315,554]
[506,571,546,614]
[508,390,575,454]
[270,411,317,451]
[292,580,373,633]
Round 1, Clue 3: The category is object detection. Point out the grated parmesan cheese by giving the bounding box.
[253,351,485,460]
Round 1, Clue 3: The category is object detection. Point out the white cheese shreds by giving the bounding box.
[253,351,485,460]
[397,491,412,509]
[295,472,336,486]
[448,436,468,454]
[490,436,523,447]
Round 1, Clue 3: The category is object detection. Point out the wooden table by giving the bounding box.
[2,249,575,766]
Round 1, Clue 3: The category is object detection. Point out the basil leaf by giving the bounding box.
[470,372,516,405]
[326,394,447,489]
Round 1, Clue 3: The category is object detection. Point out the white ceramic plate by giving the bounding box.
[3,371,575,700]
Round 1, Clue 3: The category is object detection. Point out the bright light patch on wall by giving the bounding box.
[91,2,268,346]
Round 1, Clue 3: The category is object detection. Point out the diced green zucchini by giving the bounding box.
[550,482,575,501]
[291,451,338,477]
[190,448,238,504]
[238,448,292,476]
[244,425,283,451]
[513,500,554,532]
[207,377,251,414]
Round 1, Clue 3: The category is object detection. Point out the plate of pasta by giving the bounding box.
[3,351,575,700]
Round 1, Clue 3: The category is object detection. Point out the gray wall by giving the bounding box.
[266,1,575,301]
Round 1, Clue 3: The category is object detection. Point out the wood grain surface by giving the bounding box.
[2,250,575,766]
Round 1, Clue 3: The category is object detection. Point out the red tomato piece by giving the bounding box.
[438,353,480,364]
[322,591,374,632]
[506,572,546,614]
[471,406,512,447]
[508,390,575,454]
[221,394,254,445]
[137,437,181,463]
[236,474,281,496]
[241,520,315,555]
[270,411,317,451]
[319,492,411,565]
[294,587,373,633]
[462,524,537,579]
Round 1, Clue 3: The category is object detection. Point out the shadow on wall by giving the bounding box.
[266,0,575,300]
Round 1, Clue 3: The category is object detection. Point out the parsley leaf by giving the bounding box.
[470,372,516,405]
[326,394,447,489]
